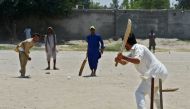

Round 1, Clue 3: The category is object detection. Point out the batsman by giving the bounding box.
[86,26,104,76]
[115,20,168,109]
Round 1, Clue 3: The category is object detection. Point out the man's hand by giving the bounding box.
[115,53,123,63]
[115,57,127,65]
[100,48,104,54]
[117,53,124,60]
[28,57,31,61]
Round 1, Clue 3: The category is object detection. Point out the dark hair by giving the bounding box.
[127,32,137,45]
[32,33,40,37]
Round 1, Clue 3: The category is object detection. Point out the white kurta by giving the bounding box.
[45,34,57,61]
[127,44,168,109]
[24,28,31,39]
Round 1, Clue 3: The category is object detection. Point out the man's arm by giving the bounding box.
[44,36,48,52]
[22,42,31,60]
[122,56,140,64]
[99,36,105,54]
[116,53,140,64]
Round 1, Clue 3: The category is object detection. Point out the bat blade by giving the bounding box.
[115,19,132,66]
[79,57,87,76]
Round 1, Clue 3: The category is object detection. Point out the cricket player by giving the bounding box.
[115,33,168,109]
[45,27,58,70]
[86,26,104,76]
[148,30,156,53]
[15,33,40,78]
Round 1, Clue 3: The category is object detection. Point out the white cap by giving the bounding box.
[90,26,95,30]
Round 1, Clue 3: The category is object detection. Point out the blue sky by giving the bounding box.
[92,0,178,7]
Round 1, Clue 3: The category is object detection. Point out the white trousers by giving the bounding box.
[135,73,168,109]
[46,49,56,61]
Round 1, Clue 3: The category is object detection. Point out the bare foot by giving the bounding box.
[53,67,59,70]
[45,67,50,70]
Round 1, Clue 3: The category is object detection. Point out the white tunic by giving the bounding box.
[128,44,168,79]
[128,44,168,109]
[24,28,31,39]
[45,34,57,60]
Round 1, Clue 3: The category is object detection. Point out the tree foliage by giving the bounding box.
[0,0,79,40]
[122,0,170,9]
[176,0,190,9]
[0,0,78,18]
[89,1,105,9]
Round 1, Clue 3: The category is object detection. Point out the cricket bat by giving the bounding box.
[162,88,179,92]
[79,56,88,76]
[115,19,132,66]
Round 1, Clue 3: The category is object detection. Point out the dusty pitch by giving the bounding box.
[0,50,189,109]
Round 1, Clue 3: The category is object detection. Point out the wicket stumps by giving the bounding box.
[150,78,178,109]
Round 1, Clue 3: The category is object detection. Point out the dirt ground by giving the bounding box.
[0,50,189,109]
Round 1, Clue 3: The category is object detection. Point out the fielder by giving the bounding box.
[86,26,104,76]
[148,30,156,53]
[15,33,40,78]
[115,33,168,109]
[45,27,58,70]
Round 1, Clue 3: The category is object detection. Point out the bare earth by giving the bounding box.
[0,50,189,109]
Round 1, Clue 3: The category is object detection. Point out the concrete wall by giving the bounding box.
[0,9,190,41]
[53,10,114,40]
[116,10,169,38]
[168,10,190,39]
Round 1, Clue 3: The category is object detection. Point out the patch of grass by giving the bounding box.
[69,44,86,51]
[175,48,190,52]
[0,46,15,50]
[31,47,44,51]
[155,48,170,52]
[105,43,121,51]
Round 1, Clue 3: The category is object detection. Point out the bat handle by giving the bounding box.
[115,62,118,67]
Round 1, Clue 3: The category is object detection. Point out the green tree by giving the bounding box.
[0,0,78,40]
[110,0,119,9]
[89,1,104,9]
[176,0,190,9]
[122,0,170,9]
[121,0,130,9]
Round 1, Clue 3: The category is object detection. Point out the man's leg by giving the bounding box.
[91,58,98,76]
[91,69,94,76]
[53,59,59,70]
[135,80,148,109]
[19,52,28,77]
[46,53,51,70]
[153,45,156,53]
[91,69,96,76]
[149,44,151,51]
[53,51,58,70]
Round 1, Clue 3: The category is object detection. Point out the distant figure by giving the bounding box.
[15,33,41,78]
[24,26,32,39]
[148,30,156,53]
[45,27,58,70]
[86,26,104,76]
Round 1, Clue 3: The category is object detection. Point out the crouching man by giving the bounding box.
[15,33,40,78]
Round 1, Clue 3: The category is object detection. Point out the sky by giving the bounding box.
[92,0,178,7]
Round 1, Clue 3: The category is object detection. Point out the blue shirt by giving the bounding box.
[86,34,104,53]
